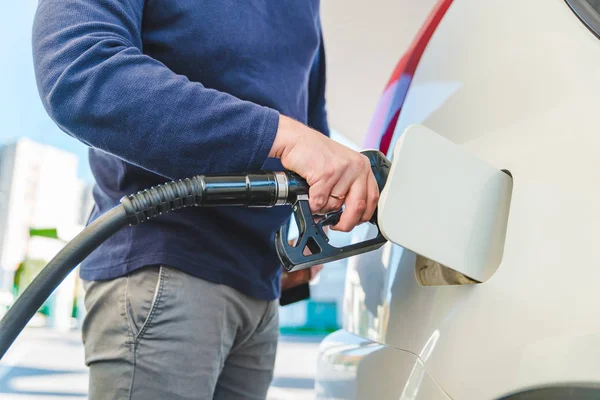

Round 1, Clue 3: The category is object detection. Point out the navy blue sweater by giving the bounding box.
[32,0,328,300]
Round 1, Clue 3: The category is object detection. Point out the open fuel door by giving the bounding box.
[378,125,513,283]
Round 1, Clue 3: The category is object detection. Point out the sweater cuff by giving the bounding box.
[247,107,280,171]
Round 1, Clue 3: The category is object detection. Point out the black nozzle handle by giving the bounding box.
[275,149,392,272]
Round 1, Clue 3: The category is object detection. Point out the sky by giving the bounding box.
[1,2,93,182]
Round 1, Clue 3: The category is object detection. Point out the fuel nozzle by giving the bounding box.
[275,150,391,272]
[120,150,390,272]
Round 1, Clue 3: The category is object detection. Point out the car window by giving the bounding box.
[566,0,600,38]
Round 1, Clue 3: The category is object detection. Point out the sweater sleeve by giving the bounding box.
[32,0,280,179]
[306,25,330,137]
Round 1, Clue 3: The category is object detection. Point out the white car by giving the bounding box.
[315,0,600,399]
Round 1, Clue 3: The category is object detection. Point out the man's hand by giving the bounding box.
[281,265,323,291]
[269,115,379,232]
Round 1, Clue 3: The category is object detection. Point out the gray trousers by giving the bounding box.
[82,265,279,400]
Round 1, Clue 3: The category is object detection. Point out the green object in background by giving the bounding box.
[279,300,339,335]
[29,228,59,239]
[13,258,53,315]
[306,301,338,331]
[12,227,78,319]
[279,326,337,335]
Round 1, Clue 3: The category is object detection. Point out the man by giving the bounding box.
[33,1,379,399]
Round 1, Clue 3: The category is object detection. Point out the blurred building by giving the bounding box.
[78,182,96,225]
[0,138,83,291]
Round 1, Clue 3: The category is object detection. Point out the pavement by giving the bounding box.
[0,327,324,400]
[268,335,324,400]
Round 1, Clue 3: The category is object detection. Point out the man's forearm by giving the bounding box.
[33,0,279,180]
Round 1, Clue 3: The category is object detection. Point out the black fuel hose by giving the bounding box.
[0,171,308,359]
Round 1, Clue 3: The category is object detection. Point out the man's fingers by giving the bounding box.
[332,174,368,232]
[361,172,379,223]
[321,171,355,213]
[319,154,370,214]
[308,179,334,213]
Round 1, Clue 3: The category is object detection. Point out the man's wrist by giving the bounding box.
[268,115,300,159]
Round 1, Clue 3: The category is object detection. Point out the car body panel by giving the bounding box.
[316,330,450,400]
[317,0,600,398]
